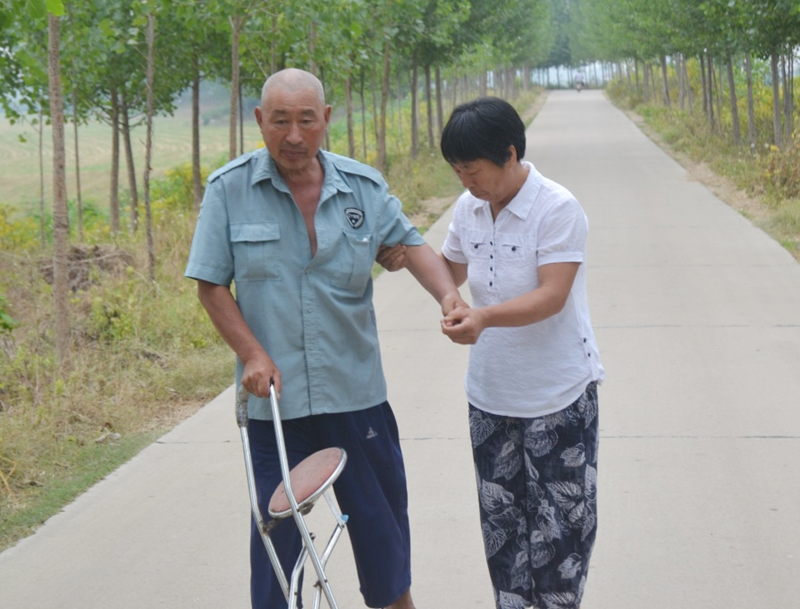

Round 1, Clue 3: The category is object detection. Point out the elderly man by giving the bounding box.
[185,68,463,609]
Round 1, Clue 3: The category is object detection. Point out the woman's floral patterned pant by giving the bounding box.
[469,382,599,609]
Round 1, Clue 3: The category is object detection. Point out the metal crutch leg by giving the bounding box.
[236,384,348,608]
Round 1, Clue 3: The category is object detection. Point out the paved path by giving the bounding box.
[1,90,799,608]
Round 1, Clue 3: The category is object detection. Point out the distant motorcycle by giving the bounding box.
[576,80,584,93]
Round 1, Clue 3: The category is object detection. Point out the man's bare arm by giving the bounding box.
[196,280,281,397]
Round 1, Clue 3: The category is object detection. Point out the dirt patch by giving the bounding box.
[40,244,135,292]
[408,196,456,229]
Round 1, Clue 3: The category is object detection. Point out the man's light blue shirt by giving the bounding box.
[185,148,425,420]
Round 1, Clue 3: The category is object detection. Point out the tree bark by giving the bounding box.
[700,54,708,117]
[120,91,138,233]
[109,85,120,234]
[435,65,444,138]
[725,54,741,145]
[684,58,693,116]
[192,56,203,211]
[411,54,419,159]
[660,54,670,107]
[782,50,793,148]
[38,107,46,245]
[345,75,355,159]
[770,53,783,149]
[47,13,71,368]
[706,55,716,131]
[144,13,156,281]
[376,39,391,172]
[425,64,433,149]
[72,86,83,241]
[360,71,367,160]
[229,15,241,160]
[745,52,756,148]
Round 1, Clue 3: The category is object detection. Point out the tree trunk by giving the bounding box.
[435,65,444,138]
[360,71,367,160]
[660,54,670,107]
[745,52,756,149]
[411,55,419,159]
[71,86,83,241]
[38,107,46,245]
[120,92,138,233]
[376,39,390,173]
[370,66,379,162]
[192,56,203,211]
[706,55,716,131]
[770,53,783,149]
[684,58,693,116]
[271,13,278,73]
[425,64,433,149]
[643,61,650,102]
[238,80,244,156]
[782,50,793,148]
[345,75,355,159]
[47,13,70,368]
[715,62,723,132]
[109,85,120,234]
[229,15,241,160]
[144,14,156,281]
[308,21,317,77]
[67,3,82,241]
[677,55,685,110]
[700,54,708,117]
[726,54,741,145]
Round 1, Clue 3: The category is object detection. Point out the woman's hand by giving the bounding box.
[441,306,487,345]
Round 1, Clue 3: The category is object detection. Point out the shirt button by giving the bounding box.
[489,281,493,286]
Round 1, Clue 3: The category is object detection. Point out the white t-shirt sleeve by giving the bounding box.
[441,197,468,264]
[537,197,588,266]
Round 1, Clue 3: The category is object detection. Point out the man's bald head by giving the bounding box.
[261,68,326,108]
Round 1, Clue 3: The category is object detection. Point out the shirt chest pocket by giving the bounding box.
[497,235,536,265]
[230,222,282,282]
[332,230,373,294]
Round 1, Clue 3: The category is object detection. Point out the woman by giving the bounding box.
[439,97,604,609]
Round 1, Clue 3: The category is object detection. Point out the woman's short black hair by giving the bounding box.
[440,97,526,167]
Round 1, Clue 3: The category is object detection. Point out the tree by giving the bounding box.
[46,0,70,368]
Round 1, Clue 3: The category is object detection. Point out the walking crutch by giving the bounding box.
[236,384,348,609]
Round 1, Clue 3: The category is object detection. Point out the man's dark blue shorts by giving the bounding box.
[247,401,412,609]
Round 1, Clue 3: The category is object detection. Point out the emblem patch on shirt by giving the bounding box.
[344,207,365,229]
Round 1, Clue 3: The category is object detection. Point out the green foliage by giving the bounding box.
[0,291,16,333]
[0,204,39,251]
[762,141,800,201]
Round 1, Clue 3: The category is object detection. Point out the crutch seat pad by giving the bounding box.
[268,447,347,518]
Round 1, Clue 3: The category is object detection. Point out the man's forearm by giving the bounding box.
[196,280,266,364]
[404,244,462,305]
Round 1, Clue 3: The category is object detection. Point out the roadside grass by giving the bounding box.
[608,85,800,262]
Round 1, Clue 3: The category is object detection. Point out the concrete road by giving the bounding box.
[1,89,799,608]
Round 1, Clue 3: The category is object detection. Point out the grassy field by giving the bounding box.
[0,103,264,214]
